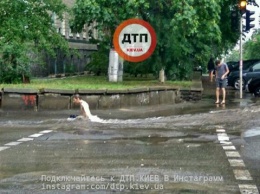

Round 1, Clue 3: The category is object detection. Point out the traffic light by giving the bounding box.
[231,10,239,31]
[247,0,259,7]
[239,0,247,15]
[245,10,255,31]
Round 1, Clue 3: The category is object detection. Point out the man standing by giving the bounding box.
[215,59,229,104]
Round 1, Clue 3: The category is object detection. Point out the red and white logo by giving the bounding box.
[113,18,157,62]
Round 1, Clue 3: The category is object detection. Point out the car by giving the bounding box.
[227,60,260,90]
[227,59,260,74]
[227,61,239,73]
[246,77,260,96]
[243,62,260,81]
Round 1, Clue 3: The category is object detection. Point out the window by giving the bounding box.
[252,62,260,71]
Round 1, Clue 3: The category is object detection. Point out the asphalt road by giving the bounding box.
[0,78,259,194]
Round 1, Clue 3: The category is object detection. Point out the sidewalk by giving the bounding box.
[201,75,215,90]
[201,75,256,108]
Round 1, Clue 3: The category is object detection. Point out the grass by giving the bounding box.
[0,75,192,90]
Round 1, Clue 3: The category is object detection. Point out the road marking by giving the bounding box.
[0,147,10,152]
[5,142,23,146]
[216,129,226,133]
[222,146,236,150]
[225,151,241,158]
[233,170,253,180]
[218,136,230,141]
[0,130,53,153]
[220,141,233,145]
[216,128,259,194]
[217,133,230,141]
[17,138,34,142]
[39,130,53,134]
[228,159,245,167]
[239,184,259,194]
[29,133,43,138]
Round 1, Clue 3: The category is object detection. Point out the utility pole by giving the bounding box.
[239,0,247,98]
[239,16,243,98]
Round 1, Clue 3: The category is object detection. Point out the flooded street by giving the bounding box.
[0,81,260,194]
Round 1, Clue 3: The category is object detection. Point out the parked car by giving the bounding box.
[227,60,260,89]
[227,61,239,73]
[246,77,260,96]
[227,59,260,74]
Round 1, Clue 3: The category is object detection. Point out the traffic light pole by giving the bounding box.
[239,14,243,99]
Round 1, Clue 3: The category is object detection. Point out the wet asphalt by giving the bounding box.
[0,76,259,194]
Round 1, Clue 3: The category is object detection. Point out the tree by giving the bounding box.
[71,0,240,80]
[225,49,240,62]
[243,30,260,60]
[0,0,69,83]
[144,0,222,80]
[85,41,109,76]
[217,0,240,55]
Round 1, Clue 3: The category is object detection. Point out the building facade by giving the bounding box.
[31,0,98,77]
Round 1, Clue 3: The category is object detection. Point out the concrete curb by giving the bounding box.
[0,74,202,111]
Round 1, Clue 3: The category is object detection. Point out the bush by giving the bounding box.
[0,43,31,83]
[86,51,109,76]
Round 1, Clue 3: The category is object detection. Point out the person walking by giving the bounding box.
[215,59,229,104]
[207,57,215,82]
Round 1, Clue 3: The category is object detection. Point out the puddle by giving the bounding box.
[243,127,260,138]
[110,133,208,145]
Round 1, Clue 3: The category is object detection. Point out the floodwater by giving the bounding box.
[0,83,260,194]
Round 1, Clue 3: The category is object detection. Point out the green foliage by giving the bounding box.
[71,0,241,80]
[166,60,194,81]
[85,39,110,75]
[244,30,260,60]
[124,61,155,77]
[225,49,240,62]
[0,42,30,83]
[86,52,109,76]
[0,0,69,83]
[65,64,76,74]
[217,0,240,55]
[225,30,260,62]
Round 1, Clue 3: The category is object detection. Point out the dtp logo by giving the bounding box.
[113,19,157,62]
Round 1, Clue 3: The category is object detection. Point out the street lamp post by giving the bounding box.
[239,17,243,98]
[239,0,247,99]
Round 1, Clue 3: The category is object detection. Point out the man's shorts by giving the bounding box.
[216,78,227,88]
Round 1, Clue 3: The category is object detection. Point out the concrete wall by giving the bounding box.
[1,88,38,111]
[0,87,202,111]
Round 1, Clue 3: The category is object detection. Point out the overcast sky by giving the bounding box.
[246,0,260,29]
[226,1,259,57]
[242,0,260,41]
